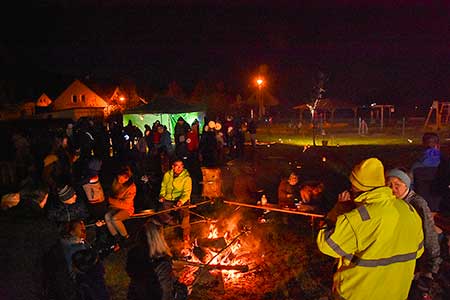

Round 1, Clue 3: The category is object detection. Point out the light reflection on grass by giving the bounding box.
[255,132,421,146]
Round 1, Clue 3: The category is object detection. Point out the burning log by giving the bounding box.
[174,260,249,272]
[197,237,227,249]
[193,246,207,262]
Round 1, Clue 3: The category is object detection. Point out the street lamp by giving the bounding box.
[256,78,264,87]
[255,77,265,118]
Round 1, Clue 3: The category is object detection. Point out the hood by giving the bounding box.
[170,168,190,179]
[6,199,44,219]
[420,148,441,167]
[353,186,396,205]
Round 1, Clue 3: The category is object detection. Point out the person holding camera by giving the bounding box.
[317,157,424,300]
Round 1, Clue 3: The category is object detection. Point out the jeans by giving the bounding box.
[105,208,130,237]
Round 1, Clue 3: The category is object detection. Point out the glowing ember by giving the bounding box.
[207,223,219,239]
[178,221,254,288]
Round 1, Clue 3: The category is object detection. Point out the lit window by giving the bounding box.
[72,95,77,103]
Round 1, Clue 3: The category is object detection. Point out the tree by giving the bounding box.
[308,71,327,146]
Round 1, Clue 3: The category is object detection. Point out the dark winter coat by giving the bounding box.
[174,121,190,145]
[45,240,79,300]
[0,199,59,300]
[75,262,110,300]
[126,244,175,300]
[199,131,218,167]
[405,190,442,274]
[411,148,442,212]
[278,179,300,208]
[47,199,89,224]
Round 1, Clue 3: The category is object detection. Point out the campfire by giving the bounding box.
[175,214,261,291]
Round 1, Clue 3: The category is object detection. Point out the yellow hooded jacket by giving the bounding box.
[317,187,424,300]
[160,169,192,205]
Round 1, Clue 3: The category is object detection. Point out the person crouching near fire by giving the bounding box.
[386,168,442,297]
[105,165,136,249]
[317,158,424,300]
[158,158,192,247]
[278,172,300,208]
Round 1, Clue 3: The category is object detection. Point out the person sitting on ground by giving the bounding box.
[48,184,89,225]
[158,158,192,246]
[386,169,442,287]
[60,219,91,275]
[317,158,424,300]
[72,248,110,300]
[105,165,136,248]
[45,219,88,300]
[126,221,187,300]
[278,172,300,208]
[299,180,325,211]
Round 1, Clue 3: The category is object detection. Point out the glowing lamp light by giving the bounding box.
[322,156,327,162]
[255,77,264,87]
[119,96,126,102]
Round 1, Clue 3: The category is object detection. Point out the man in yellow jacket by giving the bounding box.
[159,158,192,244]
[317,157,424,300]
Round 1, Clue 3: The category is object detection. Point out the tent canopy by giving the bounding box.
[125,96,206,114]
[123,96,206,133]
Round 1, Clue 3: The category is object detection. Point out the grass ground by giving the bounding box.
[102,127,450,299]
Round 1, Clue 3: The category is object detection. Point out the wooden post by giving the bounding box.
[358,117,361,135]
[380,106,384,130]
[402,117,405,136]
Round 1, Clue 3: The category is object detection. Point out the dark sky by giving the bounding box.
[2,1,450,106]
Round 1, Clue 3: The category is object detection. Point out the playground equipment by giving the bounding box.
[424,100,450,130]
[370,104,395,130]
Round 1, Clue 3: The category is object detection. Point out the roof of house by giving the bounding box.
[82,78,119,101]
[124,96,206,114]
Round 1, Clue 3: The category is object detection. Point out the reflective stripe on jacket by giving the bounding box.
[317,187,424,300]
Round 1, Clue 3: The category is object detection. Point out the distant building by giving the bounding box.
[2,79,146,121]
[36,93,52,107]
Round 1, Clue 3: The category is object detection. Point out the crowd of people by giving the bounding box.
[0,113,260,300]
[1,112,450,300]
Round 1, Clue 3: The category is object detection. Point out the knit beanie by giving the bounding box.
[386,169,411,188]
[349,158,385,191]
[86,158,102,177]
[58,185,76,202]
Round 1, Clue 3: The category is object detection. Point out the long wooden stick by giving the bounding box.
[129,200,213,219]
[86,200,213,227]
[223,200,325,218]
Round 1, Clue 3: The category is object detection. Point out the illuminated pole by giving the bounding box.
[256,77,265,119]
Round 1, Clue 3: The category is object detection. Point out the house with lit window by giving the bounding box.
[32,78,146,120]
[47,79,108,120]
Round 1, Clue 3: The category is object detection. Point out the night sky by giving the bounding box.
[2,1,449,109]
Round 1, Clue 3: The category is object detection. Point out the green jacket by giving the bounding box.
[159,169,192,205]
[317,187,424,300]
